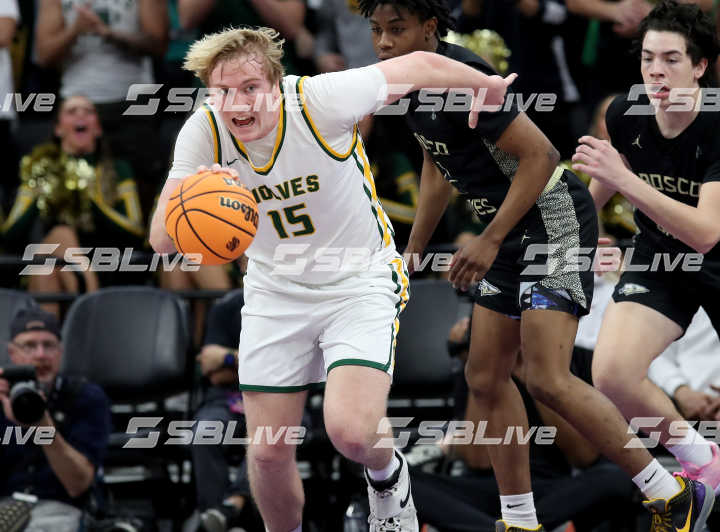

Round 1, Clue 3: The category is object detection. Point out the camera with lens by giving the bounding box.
[0,366,46,425]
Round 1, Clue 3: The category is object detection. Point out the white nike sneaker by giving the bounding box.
[365,451,419,532]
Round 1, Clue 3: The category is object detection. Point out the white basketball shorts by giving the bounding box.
[237,253,410,392]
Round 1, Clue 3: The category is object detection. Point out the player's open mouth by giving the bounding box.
[650,85,670,98]
[233,117,255,127]
[74,124,88,133]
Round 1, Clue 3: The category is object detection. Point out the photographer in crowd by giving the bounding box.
[0,308,111,530]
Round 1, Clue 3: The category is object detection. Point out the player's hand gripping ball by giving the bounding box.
[165,170,259,265]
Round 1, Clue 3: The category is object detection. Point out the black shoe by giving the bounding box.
[643,476,715,532]
[199,503,245,532]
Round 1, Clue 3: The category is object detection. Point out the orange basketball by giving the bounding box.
[165,170,258,265]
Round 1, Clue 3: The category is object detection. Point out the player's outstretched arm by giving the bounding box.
[375,51,517,128]
[621,180,720,254]
[404,149,454,273]
[574,135,720,254]
[149,179,182,254]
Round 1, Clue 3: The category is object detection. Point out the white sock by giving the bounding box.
[633,459,681,500]
[368,453,401,482]
[265,526,301,532]
[666,426,713,468]
[500,492,539,530]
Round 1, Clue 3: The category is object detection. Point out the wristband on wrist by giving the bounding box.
[222,351,237,369]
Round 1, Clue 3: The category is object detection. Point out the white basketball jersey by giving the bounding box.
[202,75,396,285]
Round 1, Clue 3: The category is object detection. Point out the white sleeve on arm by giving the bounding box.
[301,65,388,149]
[167,108,217,181]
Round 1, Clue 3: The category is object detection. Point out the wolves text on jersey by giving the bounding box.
[249,174,320,206]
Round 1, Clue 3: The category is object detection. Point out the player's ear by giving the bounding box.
[693,57,708,83]
[423,17,437,40]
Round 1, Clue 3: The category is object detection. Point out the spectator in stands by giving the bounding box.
[2,95,144,314]
[458,0,585,159]
[564,0,653,113]
[0,307,111,530]
[313,0,377,139]
[0,0,18,211]
[314,0,376,72]
[410,316,638,532]
[192,289,260,532]
[34,0,168,219]
[649,308,720,422]
[178,0,307,76]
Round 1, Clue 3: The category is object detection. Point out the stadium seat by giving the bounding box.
[60,286,191,403]
[59,286,194,526]
[0,289,37,366]
[391,279,467,402]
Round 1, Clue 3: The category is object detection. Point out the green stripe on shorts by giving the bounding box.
[238,382,325,393]
[327,358,391,373]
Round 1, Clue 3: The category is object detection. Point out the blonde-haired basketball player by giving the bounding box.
[149,26,514,532]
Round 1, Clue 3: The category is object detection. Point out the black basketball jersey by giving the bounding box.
[405,42,517,206]
[606,92,720,264]
[403,41,581,236]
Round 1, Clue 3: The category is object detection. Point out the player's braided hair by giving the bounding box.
[357,0,454,38]
[636,0,719,87]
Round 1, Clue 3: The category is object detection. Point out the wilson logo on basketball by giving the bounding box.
[226,236,241,252]
[219,197,259,228]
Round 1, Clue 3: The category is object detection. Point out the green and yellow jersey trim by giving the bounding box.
[354,139,392,248]
[387,257,410,372]
[327,258,409,375]
[296,76,358,161]
[230,85,287,175]
[203,103,222,165]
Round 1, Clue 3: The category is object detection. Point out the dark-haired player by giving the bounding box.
[360,0,716,529]
[574,0,720,500]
